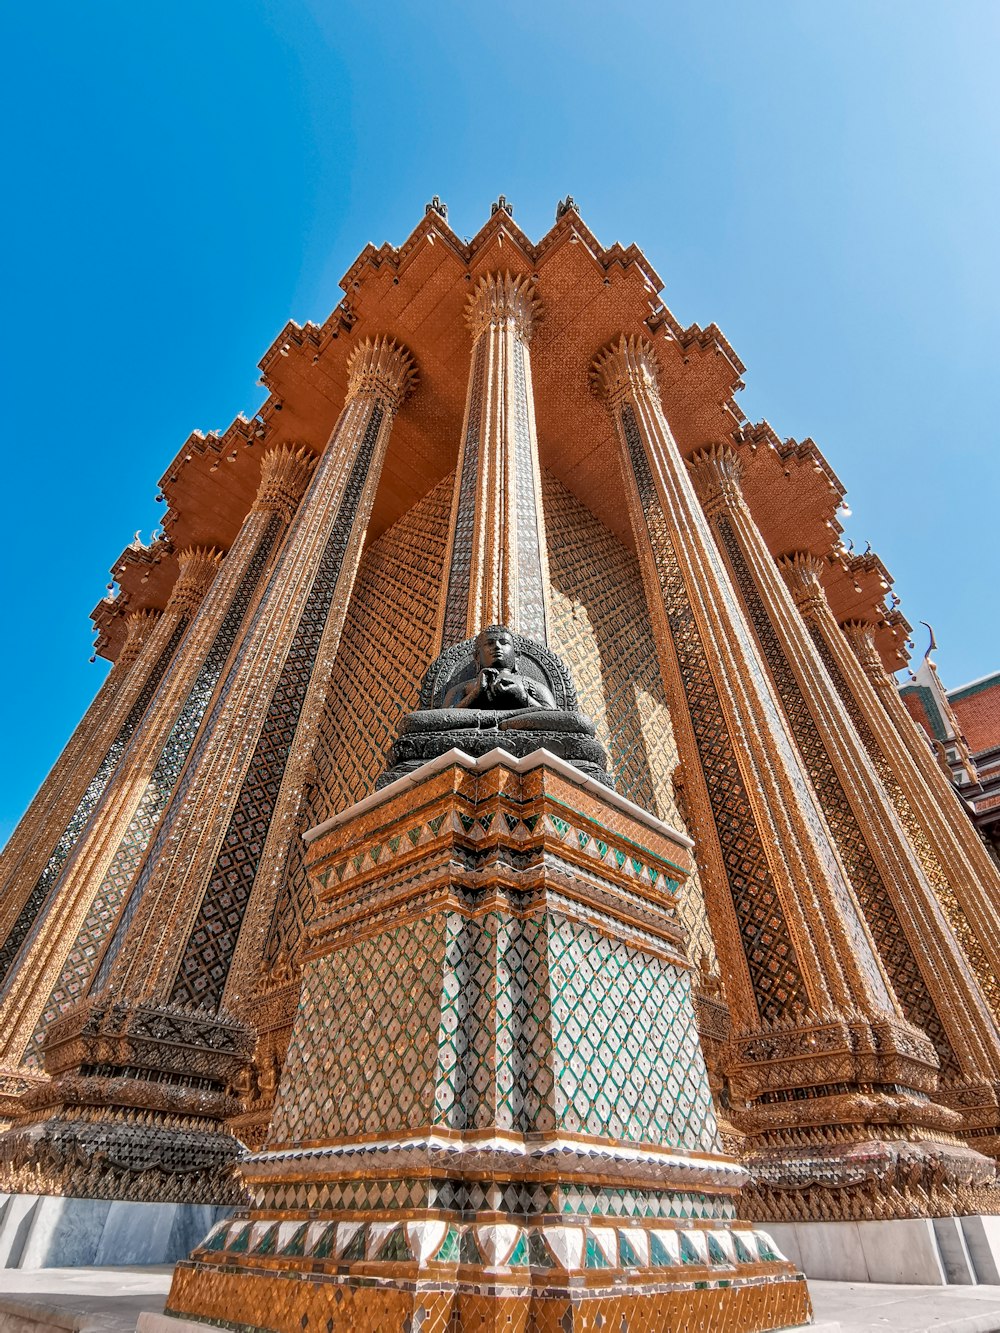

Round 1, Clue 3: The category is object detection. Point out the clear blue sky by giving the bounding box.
[3,2,999,842]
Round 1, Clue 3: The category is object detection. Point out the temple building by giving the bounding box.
[900,656,1000,867]
[2,197,1000,1323]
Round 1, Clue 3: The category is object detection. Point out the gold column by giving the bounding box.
[439,272,551,646]
[0,549,220,1093]
[100,337,416,1013]
[0,342,414,1201]
[0,602,187,961]
[589,335,991,1221]
[784,559,1000,1021]
[0,448,315,1090]
[688,444,1000,1149]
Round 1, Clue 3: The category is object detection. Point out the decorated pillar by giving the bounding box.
[0,603,188,980]
[688,444,1000,1151]
[590,335,994,1222]
[0,447,314,1107]
[783,561,1000,1025]
[0,338,417,1206]
[439,272,551,646]
[0,549,220,1094]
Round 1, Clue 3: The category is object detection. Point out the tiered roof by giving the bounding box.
[92,202,907,668]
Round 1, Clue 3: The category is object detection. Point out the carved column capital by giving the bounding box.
[688,443,746,516]
[117,609,162,673]
[345,336,417,414]
[253,445,316,521]
[589,334,661,409]
[777,551,828,617]
[465,272,540,345]
[166,547,225,616]
[842,619,888,682]
[440,273,550,644]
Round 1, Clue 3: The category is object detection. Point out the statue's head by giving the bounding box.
[474,625,517,672]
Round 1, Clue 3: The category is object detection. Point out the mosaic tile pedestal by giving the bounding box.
[163,749,810,1331]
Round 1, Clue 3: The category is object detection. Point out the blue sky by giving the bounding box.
[3,2,999,840]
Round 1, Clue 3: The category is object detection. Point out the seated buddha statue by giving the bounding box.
[443,625,556,710]
[377,624,612,788]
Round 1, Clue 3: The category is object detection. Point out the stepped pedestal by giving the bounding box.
[162,749,810,1331]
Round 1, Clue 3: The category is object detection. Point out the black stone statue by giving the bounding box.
[377,625,612,788]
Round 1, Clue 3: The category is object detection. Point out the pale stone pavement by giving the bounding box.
[0,1267,170,1333]
[3,1269,1000,1332]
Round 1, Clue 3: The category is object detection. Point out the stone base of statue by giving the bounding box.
[160,749,810,1332]
[379,706,612,788]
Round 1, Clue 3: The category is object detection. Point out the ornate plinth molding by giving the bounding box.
[0,998,253,1204]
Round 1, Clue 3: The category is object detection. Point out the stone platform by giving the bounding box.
[766,1216,1000,1286]
[11,1270,1000,1333]
[0,1198,230,1271]
[0,1266,172,1333]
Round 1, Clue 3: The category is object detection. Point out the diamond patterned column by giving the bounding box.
[784,559,1000,1028]
[439,272,552,646]
[0,449,313,1151]
[0,340,418,1206]
[111,338,416,1014]
[0,603,187,990]
[590,335,997,1223]
[688,444,1000,1154]
[0,608,173,924]
[0,546,228,1113]
[0,448,317,1078]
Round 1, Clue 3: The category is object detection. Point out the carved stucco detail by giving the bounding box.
[465,271,540,345]
[253,445,316,522]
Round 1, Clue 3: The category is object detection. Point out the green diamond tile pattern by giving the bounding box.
[272,913,448,1144]
[547,912,719,1150]
[434,910,556,1132]
[273,899,719,1157]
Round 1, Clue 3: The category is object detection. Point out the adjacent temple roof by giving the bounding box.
[92,199,909,668]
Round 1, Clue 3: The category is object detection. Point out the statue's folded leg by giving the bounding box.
[399,709,501,736]
[498,709,597,738]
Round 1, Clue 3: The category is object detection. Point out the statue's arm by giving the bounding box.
[445,676,483,709]
[526,678,557,709]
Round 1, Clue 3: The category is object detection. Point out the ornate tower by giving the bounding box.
[1,200,1000,1295]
